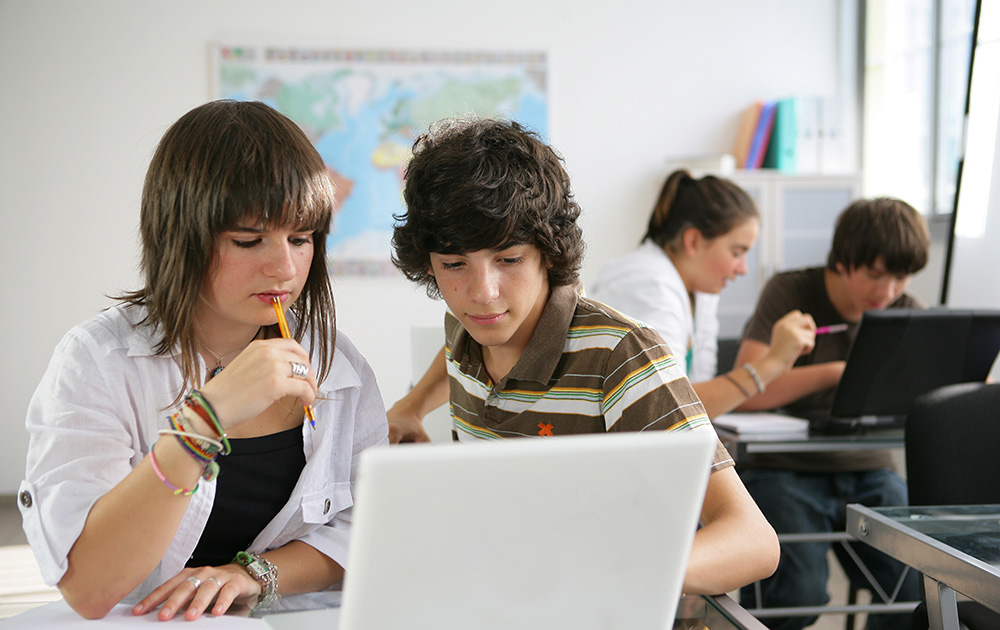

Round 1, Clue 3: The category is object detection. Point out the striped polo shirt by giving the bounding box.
[444,284,734,471]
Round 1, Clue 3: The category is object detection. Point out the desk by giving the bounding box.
[847,504,1000,630]
[718,425,916,625]
[715,426,904,466]
[0,592,768,629]
[259,593,768,630]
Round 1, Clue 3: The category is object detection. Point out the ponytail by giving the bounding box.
[642,170,689,247]
[642,169,758,251]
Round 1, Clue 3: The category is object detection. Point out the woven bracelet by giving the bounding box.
[723,373,752,399]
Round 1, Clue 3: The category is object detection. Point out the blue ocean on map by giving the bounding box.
[216,47,548,274]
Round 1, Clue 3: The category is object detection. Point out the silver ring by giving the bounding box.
[290,361,308,379]
[185,576,202,589]
[206,577,222,589]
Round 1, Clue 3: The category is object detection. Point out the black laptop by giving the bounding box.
[811,309,1000,432]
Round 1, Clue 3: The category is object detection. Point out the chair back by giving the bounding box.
[905,382,1000,506]
[715,337,740,376]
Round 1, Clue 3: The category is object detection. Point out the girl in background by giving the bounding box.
[589,169,815,418]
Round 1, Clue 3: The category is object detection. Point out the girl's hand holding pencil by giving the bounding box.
[196,306,318,431]
[273,297,317,428]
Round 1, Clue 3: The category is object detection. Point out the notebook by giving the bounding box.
[714,412,809,437]
[816,308,1000,432]
[265,430,715,630]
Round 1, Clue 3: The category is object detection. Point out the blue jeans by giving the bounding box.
[739,469,920,630]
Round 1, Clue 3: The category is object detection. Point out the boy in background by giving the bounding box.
[734,198,930,630]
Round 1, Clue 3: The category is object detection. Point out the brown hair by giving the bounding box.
[117,100,337,399]
[642,169,758,251]
[826,197,930,275]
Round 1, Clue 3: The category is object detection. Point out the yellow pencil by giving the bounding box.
[272,297,316,428]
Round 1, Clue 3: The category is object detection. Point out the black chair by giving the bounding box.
[904,382,1000,630]
[716,337,740,376]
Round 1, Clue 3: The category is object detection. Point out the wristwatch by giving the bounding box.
[233,551,279,607]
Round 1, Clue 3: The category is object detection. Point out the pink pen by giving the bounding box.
[816,323,849,335]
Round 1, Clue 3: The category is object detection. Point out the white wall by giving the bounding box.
[0,0,841,493]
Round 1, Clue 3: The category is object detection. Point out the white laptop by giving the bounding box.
[264,429,715,630]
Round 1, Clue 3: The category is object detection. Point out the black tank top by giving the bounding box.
[187,425,305,567]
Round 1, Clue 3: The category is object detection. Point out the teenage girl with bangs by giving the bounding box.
[18,100,388,621]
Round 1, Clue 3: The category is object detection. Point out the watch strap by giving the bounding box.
[233,550,279,607]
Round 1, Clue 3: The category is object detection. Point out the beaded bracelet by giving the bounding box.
[723,373,752,399]
[742,363,766,394]
[158,431,220,482]
[171,409,222,456]
[149,446,198,496]
[160,412,221,482]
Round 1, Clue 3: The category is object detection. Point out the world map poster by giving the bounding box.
[213,45,549,275]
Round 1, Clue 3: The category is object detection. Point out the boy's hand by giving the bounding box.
[387,413,432,444]
[767,310,816,369]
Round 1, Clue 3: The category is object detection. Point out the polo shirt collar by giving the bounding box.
[507,284,578,384]
[447,284,578,385]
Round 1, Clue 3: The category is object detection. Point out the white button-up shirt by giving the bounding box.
[589,240,720,383]
[18,304,388,601]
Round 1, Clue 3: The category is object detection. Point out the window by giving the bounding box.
[862,0,977,216]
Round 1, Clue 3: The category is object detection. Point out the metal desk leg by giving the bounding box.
[923,575,960,630]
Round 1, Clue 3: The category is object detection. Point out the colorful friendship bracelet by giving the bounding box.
[172,408,221,457]
[149,446,198,496]
[186,391,230,455]
[165,411,221,481]
[158,431,221,482]
[159,427,222,454]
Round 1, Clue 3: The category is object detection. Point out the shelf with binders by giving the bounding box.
[733,96,854,176]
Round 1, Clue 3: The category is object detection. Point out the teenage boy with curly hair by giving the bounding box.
[388,116,779,595]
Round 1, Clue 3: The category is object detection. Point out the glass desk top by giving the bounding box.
[847,503,1000,622]
[866,505,1000,569]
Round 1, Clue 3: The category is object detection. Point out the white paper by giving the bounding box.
[0,600,266,628]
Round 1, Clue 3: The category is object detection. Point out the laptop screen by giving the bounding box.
[339,430,715,630]
[830,308,1000,418]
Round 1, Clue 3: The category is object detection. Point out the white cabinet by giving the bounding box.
[716,171,861,338]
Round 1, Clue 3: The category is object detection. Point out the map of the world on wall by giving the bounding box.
[213,45,549,275]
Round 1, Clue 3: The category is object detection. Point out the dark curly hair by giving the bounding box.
[391,117,584,298]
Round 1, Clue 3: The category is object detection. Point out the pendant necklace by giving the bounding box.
[196,330,260,378]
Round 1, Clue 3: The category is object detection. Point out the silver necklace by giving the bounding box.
[195,330,259,378]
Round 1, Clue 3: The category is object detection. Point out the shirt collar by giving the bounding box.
[447,284,579,385]
[119,304,176,359]
[508,284,577,383]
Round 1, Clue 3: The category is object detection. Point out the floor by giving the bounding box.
[0,496,27,547]
[0,493,869,627]
[751,555,868,630]
[0,495,62,619]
